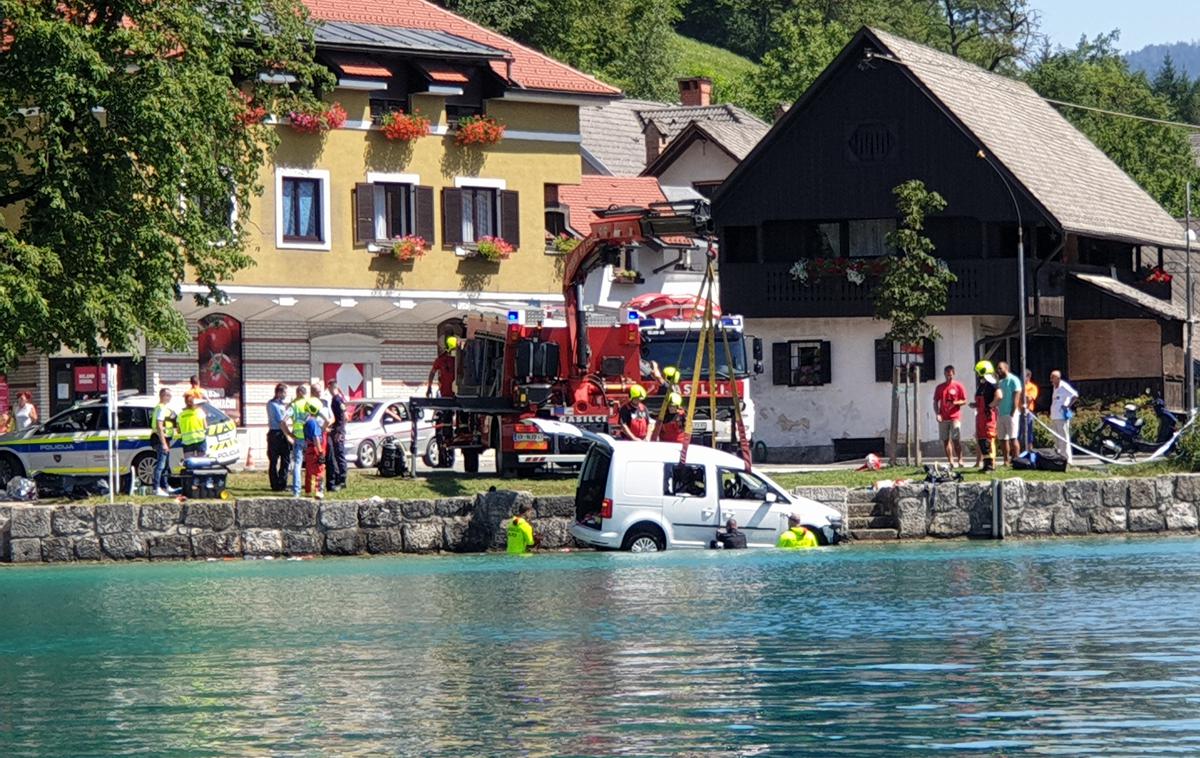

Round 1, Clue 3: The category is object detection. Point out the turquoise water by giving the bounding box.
[2,539,1200,756]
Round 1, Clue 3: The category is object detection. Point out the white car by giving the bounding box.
[343,398,435,468]
[570,435,844,551]
[0,394,241,486]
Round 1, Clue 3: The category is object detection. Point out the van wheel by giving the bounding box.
[0,453,25,485]
[132,452,157,487]
[623,524,665,553]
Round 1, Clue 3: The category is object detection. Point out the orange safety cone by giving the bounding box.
[244,446,255,471]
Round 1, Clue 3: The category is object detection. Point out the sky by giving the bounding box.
[1038,0,1199,52]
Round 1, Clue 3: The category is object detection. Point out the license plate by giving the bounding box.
[513,433,544,442]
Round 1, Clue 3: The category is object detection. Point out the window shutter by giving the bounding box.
[921,338,936,382]
[414,186,435,244]
[819,341,832,385]
[353,183,375,247]
[874,339,892,383]
[500,189,520,247]
[441,188,463,249]
[772,342,790,386]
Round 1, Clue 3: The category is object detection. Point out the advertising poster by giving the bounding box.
[198,313,244,424]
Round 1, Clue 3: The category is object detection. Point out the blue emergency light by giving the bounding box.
[627,310,641,322]
[507,310,521,324]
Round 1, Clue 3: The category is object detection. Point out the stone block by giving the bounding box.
[465,490,534,551]
[895,497,927,539]
[147,535,192,559]
[893,483,927,502]
[95,504,137,534]
[434,497,474,517]
[1017,506,1053,536]
[10,538,42,563]
[1128,508,1166,532]
[11,507,51,538]
[960,483,995,536]
[536,518,575,549]
[927,508,970,537]
[929,481,956,512]
[1165,502,1199,531]
[791,486,848,514]
[1174,475,1200,503]
[1052,507,1090,535]
[1025,481,1063,508]
[403,521,443,552]
[366,527,405,554]
[359,501,404,528]
[140,502,182,531]
[52,505,94,536]
[241,529,283,555]
[1128,479,1157,510]
[42,537,74,562]
[283,529,322,555]
[325,528,363,555]
[442,518,470,551]
[238,499,318,529]
[319,501,358,530]
[184,501,236,531]
[532,496,575,518]
[74,537,102,560]
[1090,507,1128,533]
[1063,480,1102,509]
[1101,479,1129,508]
[846,487,879,504]
[192,531,241,558]
[1155,476,1176,505]
[101,533,146,559]
[401,499,435,520]
[999,477,1025,509]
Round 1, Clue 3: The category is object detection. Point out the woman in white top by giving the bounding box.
[13,392,38,431]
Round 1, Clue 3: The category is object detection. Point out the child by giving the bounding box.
[303,415,326,499]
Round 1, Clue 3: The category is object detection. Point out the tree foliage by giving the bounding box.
[1024,33,1200,217]
[0,0,331,371]
[876,180,956,344]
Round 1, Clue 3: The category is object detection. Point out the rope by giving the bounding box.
[1031,413,1197,466]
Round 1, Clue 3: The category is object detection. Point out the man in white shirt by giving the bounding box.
[1049,370,1078,463]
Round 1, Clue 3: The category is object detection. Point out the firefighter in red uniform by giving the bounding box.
[654,392,689,443]
[619,385,652,441]
[427,336,458,398]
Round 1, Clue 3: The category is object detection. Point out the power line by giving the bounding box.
[1043,98,1200,131]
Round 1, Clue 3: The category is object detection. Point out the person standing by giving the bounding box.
[973,360,1001,472]
[653,393,689,443]
[933,365,967,467]
[1049,370,1078,463]
[0,409,12,434]
[1022,370,1039,452]
[13,391,38,431]
[283,384,319,497]
[426,336,458,399]
[184,375,207,403]
[177,392,208,460]
[996,362,1023,466]
[619,385,652,441]
[303,413,327,499]
[777,514,818,549]
[151,388,177,497]
[266,383,290,492]
[325,380,348,491]
[506,503,538,554]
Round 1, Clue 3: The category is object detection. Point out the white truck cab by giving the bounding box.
[570,435,843,551]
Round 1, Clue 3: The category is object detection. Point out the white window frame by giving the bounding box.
[366,171,419,245]
[275,167,332,251]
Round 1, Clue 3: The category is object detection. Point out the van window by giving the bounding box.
[623,461,664,497]
[664,463,706,497]
[575,445,611,521]
[719,468,779,501]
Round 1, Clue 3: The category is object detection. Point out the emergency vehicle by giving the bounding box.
[0,393,240,486]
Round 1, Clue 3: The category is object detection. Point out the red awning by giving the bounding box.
[330,55,391,79]
[416,60,469,84]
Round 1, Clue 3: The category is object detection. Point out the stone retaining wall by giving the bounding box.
[0,491,577,563]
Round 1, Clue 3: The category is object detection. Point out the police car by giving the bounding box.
[0,393,241,486]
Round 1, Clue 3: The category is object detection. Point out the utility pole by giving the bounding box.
[1188,182,1195,418]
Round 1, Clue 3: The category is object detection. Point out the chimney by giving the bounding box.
[644,122,667,166]
[678,77,712,107]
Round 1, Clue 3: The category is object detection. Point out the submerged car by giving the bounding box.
[342,398,435,468]
[570,435,843,551]
[0,394,240,486]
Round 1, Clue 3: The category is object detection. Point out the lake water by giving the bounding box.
[2,538,1200,756]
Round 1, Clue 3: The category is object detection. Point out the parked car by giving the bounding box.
[0,394,240,486]
[343,398,435,469]
[570,435,844,552]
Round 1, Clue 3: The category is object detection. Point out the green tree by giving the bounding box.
[0,0,331,371]
[440,0,537,36]
[876,180,956,343]
[749,9,851,116]
[1151,54,1200,124]
[1024,33,1200,216]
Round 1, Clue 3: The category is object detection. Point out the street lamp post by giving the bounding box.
[977,150,1028,449]
[1187,182,1195,418]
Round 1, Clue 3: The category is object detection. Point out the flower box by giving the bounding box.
[548,233,579,254]
[454,115,505,146]
[380,110,431,142]
[612,269,644,284]
[287,102,347,134]
[473,236,514,261]
[390,235,428,263]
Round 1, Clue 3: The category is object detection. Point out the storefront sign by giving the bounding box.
[198,313,244,424]
[73,365,112,393]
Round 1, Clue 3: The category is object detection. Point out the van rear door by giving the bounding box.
[575,442,612,525]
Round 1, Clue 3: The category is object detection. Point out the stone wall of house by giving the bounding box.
[0,490,577,563]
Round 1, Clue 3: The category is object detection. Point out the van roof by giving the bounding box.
[604,438,751,467]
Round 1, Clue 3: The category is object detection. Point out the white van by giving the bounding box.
[570,435,844,552]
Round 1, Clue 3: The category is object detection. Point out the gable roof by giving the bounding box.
[304,0,619,97]
[557,176,667,236]
[721,27,1185,250]
[642,118,770,177]
[639,104,767,144]
[1072,272,1185,321]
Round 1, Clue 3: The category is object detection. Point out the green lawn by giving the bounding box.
[668,32,759,110]
[768,460,1187,490]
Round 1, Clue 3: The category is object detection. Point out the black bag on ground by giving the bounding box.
[1014,449,1068,472]
[377,436,405,478]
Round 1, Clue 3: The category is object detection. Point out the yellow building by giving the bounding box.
[7,0,620,463]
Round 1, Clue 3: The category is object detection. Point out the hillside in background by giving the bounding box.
[1126,41,1200,78]
[668,33,759,108]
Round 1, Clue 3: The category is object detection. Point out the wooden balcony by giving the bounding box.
[720,259,1023,318]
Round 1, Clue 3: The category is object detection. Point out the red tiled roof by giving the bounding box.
[557,176,666,236]
[417,60,469,84]
[304,0,619,96]
[330,55,392,78]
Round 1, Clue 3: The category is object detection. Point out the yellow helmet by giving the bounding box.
[662,366,680,383]
[444,335,459,351]
[974,359,994,376]
[667,392,683,407]
[629,385,647,400]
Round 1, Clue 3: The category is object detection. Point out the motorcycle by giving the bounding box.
[1097,397,1178,460]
